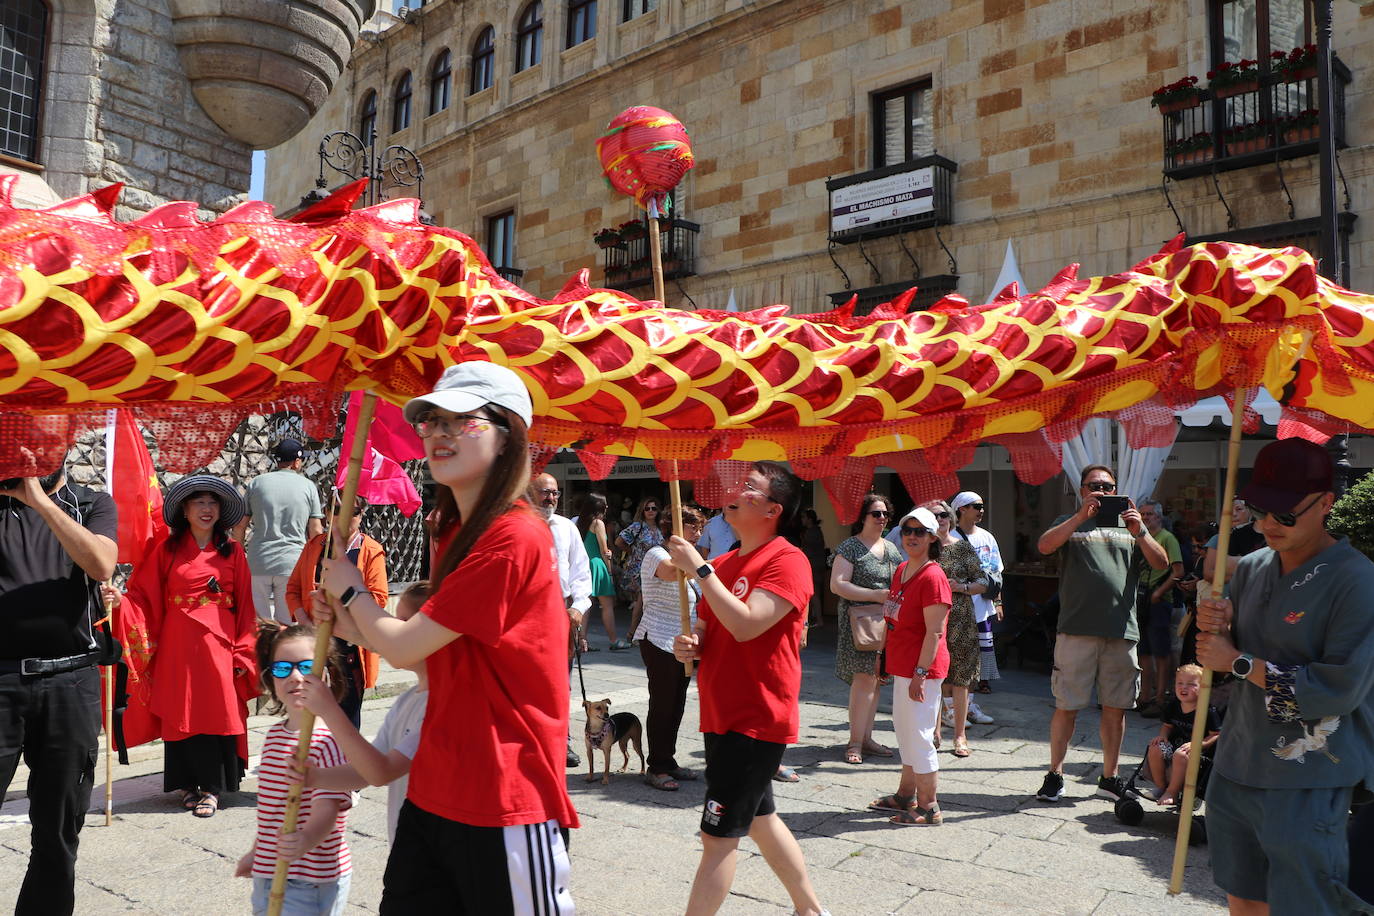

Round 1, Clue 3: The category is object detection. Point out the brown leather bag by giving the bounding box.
[848,602,887,651]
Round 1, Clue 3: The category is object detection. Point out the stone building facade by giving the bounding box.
[263,0,1374,313]
[3,0,250,217]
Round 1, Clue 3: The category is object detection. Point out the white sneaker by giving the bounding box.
[941,705,956,728]
[967,702,994,725]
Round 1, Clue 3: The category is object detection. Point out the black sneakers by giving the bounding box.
[1036,770,1065,802]
[1096,775,1129,800]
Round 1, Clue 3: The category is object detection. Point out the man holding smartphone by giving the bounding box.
[1033,464,1168,803]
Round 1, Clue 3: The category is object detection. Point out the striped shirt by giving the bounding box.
[635,546,698,652]
[251,721,353,882]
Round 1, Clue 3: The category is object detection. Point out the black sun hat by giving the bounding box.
[162,475,246,528]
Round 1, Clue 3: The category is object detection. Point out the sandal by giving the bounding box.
[192,793,218,818]
[867,793,913,813]
[772,765,800,783]
[644,772,680,791]
[669,766,698,781]
[609,638,634,651]
[180,789,200,810]
[889,803,942,826]
[953,737,971,758]
[975,681,993,694]
[861,740,894,758]
[844,744,863,765]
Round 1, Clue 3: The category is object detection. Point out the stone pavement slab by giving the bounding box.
[0,627,1226,913]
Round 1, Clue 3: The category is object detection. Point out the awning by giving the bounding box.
[1178,391,1282,427]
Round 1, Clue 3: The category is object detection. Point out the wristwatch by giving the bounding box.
[338,585,361,608]
[914,666,930,678]
[1231,652,1254,679]
[695,562,714,580]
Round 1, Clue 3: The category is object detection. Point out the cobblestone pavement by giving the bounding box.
[0,626,1226,914]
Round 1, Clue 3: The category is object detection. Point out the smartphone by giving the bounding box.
[1094,495,1130,527]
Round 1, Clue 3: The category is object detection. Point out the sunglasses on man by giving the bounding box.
[1246,493,1322,528]
[1085,481,1116,493]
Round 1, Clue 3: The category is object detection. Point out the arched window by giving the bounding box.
[567,0,596,48]
[0,0,49,162]
[515,2,543,73]
[392,71,413,132]
[358,90,378,143]
[428,49,451,115]
[470,27,494,94]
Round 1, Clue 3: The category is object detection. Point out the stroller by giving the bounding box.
[1111,741,1213,845]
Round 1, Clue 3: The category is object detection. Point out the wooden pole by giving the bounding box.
[1168,391,1245,894]
[268,392,378,916]
[648,210,694,678]
[103,584,114,827]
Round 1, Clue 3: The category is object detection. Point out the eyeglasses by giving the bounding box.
[933,511,951,519]
[411,412,507,439]
[1085,482,1116,493]
[741,481,780,504]
[269,660,314,678]
[1247,493,1323,528]
[683,520,705,530]
[536,488,560,497]
[900,526,931,537]
[868,510,890,519]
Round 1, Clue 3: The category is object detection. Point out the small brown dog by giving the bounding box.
[582,698,644,785]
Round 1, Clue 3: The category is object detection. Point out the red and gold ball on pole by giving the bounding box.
[595,106,694,213]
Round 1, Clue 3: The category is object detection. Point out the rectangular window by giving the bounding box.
[487,211,516,270]
[871,81,934,169]
[1211,0,1310,64]
[567,0,597,47]
[622,0,656,21]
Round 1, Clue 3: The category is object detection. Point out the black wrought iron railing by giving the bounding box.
[825,155,957,244]
[600,217,699,290]
[1161,57,1349,178]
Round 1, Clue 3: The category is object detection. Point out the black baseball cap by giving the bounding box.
[272,438,304,462]
[1240,438,1334,513]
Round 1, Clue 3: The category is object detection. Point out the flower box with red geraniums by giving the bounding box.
[1166,131,1214,165]
[1151,76,1202,114]
[1272,45,1317,83]
[1280,109,1319,144]
[1208,59,1260,98]
[1224,120,1271,155]
[593,227,622,248]
[617,219,647,240]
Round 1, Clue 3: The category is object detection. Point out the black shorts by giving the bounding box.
[700,731,787,838]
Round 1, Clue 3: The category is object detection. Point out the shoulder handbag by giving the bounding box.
[848,602,887,652]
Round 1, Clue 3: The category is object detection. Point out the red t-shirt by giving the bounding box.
[407,506,580,829]
[884,560,951,680]
[697,536,813,744]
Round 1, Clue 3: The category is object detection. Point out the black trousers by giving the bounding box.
[0,665,101,916]
[639,640,692,775]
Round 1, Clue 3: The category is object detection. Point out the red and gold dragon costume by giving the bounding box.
[2,176,1373,509]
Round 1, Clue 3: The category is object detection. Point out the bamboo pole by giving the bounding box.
[648,210,695,677]
[268,392,378,916]
[1168,391,1245,894]
[102,584,114,827]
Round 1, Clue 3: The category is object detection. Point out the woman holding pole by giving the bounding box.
[311,363,577,914]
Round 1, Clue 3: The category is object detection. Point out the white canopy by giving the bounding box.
[1178,391,1283,427]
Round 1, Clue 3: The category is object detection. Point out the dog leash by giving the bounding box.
[574,636,589,706]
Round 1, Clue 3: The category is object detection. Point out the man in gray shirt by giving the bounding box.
[1197,438,1374,915]
[234,439,323,623]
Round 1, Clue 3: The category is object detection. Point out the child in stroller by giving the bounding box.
[1113,664,1221,835]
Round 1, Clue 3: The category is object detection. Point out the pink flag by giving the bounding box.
[337,393,424,516]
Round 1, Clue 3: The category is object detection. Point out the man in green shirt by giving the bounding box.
[1034,464,1168,803]
[1136,499,1183,718]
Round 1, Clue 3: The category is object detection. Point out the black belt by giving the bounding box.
[0,652,100,676]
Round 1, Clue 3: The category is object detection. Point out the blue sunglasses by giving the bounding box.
[269,660,314,678]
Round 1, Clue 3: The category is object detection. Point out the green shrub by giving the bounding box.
[1328,469,1374,559]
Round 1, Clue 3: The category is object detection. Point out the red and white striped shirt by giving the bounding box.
[250,721,353,882]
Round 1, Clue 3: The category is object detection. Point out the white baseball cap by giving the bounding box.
[403,362,534,428]
[898,507,940,534]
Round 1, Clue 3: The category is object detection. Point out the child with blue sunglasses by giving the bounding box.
[236,623,353,915]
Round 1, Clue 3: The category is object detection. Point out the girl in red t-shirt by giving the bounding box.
[869,507,951,827]
[313,363,577,915]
